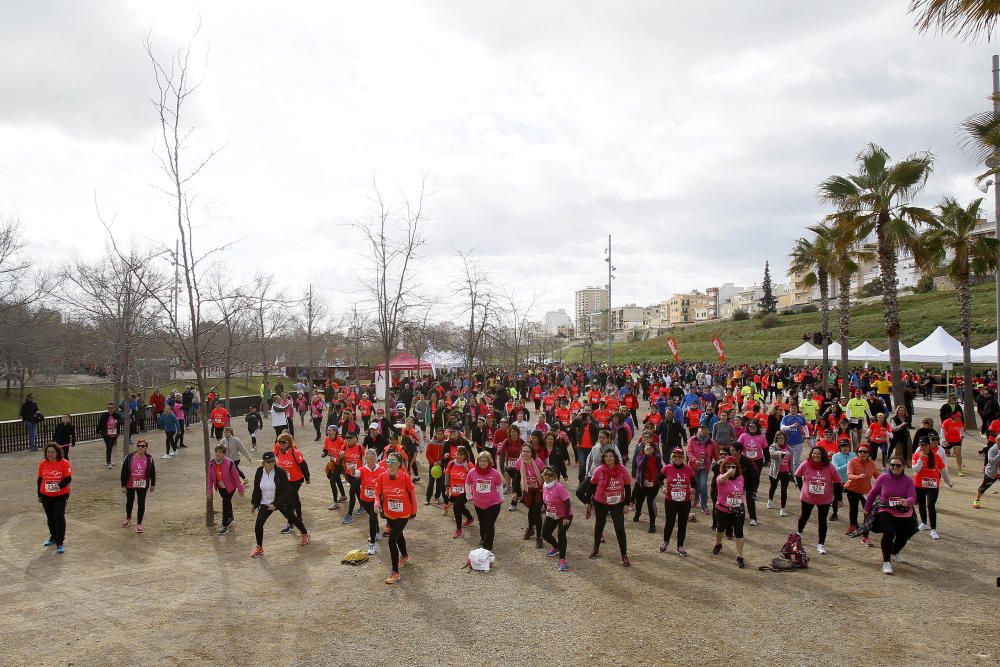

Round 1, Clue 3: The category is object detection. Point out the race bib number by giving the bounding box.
[451,485,464,495]
[671,490,686,502]
[888,497,905,508]
[476,480,492,494]
[605,493,622,504]
[808,481,826,495]
[107,423,118,437]
[726,495,742,508]
[364,487,375,499]
[387,499,404,513]
[131,478,146,489]
[921,478,938,489]
[849,418,861,426]
[44,481,60,493]
[545,506,557,519]
[745,449,758,459]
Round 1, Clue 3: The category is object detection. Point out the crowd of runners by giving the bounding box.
[33,363,1000,582]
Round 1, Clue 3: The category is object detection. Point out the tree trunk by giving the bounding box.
[819,270,830,392]
[838,274,851,398]
[876,215,905,409]
[383,347,392,415]
[957,277,977,431]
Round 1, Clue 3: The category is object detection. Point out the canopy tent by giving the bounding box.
[777,341,817,362]
[373,352,433,371]
[971,340,999,364]
[423,348,465,370]
[895,326,964,364]
[805,341,842,361]
[877,342,908,363]
[848,341,885,362]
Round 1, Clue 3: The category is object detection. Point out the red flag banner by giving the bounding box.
[711,335,725,363]
[666,337,679,363]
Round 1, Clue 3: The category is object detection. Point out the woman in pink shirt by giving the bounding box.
[465,451,504,551]
[660,447,695,556]
[514,444,546,548]
[794,446,841,555]
[540,466,572,572]
[712,455,747,568]
[585,448,634,567]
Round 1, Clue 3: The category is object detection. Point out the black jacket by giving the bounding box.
[120,452,156,488]
[656,419,687,458]
[251,465,291,510]
[52,423,76,447]
[20,400,40,422]
[244,412,263,433]
[97,412,123,438]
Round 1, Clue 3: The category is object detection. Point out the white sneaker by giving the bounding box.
[766,500,774,509]
[170,452,177,457]
[749,519,758,527]
[779,508,788,517]
[328,502,338,510]
[918,522,928,531]
[816,544,827,555]
[881,561,893,575]
[892,553,905,563]
[367,542,376,556]
[161,454,171,459]
[930,529,940,540]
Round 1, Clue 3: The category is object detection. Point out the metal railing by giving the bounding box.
[0,394,263,455]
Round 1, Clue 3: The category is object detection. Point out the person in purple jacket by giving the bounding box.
[206,443,246,535]
[864,456,917,575]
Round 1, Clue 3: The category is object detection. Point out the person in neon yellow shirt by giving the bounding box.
[845,394,873,448]
[799,397,820,422]
[873,376,893,411]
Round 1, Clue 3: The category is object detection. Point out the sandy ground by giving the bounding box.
[1,403,999,667]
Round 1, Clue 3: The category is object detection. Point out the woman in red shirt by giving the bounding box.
[37,444,72,553]
[445,446,475,537]
[866,413,890,467]
[375,453,417,585]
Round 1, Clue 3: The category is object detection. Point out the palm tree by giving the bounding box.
[917,197,999,430]
[910,0,1000,41]
[788,225,835,390]
[826,218,876,398]
[819,144,935,410]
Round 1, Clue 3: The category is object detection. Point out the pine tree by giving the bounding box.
[758,261,778,314]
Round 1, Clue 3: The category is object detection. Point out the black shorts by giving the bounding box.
[943,440,962,451]
[714,508,745,538]
[978,476,996,494]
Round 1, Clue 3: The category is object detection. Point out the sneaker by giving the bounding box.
[881,561,893,575]
[56,545,65,554]
[621,555,631,567]
[399,555,412,568]
[328,502,339,510]
[355,506,365,515]
[43,539,55,547]
[300,534,310,546]
[588,549,600,559]
[676,547,688,557]
[918,522,928,531]
[749,519,757,527]
[135,525,144,533]
[973,499,981,509]
[891,553,905,563]
[847,524,858,535]
[106,463,113,469]
[930,529,940,540]
[702,507,709,515]
[169,452,176,458]
[508,503,517,512]
[453,529,462,539]
[779,508,788,517]
[250,546,264,559]
[161,454,171,459]
[766,499,774,509]
[367,542,376,556]
[736,557,745,569]
[462,518,474,528]
[958,470,965,477]
[816,544,827,555]
[659,541,668,553]
[522,529,534,541]
[342,514,353,525]
[712,543,723,555]
[862,536,873,547]
[218,525,229,536]
[280,524,293,534]
[121,519,130,528]
[830,514,838,522]
[536,537,544,549]
[424,499,430,506]
[558,559,568,572]
[545,548,559,557]
[385,572,400,585]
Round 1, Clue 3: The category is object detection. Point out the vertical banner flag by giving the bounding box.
[666,336,679,363]
[711,335,725,363]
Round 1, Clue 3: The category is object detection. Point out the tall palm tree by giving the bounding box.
[826,218,876,398]
[917,197,999,429]
[819,144,935,410]
[788,225,835,390]
[910,0,1000,41]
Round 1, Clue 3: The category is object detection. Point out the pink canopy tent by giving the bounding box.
[374,352,432,372]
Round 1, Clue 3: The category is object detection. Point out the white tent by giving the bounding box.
[877,342,908,363]
[848,341,885,362]
[971,340,998,364]
[897,326,964,363]
[806,342,842,361]
[423,347,465,371]
[777,341,817,362]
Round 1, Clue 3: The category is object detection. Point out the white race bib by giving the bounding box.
[451,485,464,495]
[44,481,60,493]
[746,449,759,459]
[364,487,375,499]
[545,506,557,519]
[888,497,905,508]
[808,481,826,495]
[671,490,686,502]
[726,495,742,508]
[476,480,491,494]
[387,499,403,513]
[605,492,622,504]
[132,479,146,489]
[921,478,938,489]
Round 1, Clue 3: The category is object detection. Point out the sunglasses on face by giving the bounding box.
[889,463,903,468]
[724,466,736,470]
[136,444,147,448]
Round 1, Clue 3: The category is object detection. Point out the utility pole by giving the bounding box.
[993,55,1000,384]
[604,234,615,368]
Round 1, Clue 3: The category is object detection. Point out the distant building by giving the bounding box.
[610,304,645,331]
[666,291,711,325]
[543,309,573,335]
[575,287,608,336]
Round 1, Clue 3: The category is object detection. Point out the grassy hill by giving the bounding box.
[565,283,998,364]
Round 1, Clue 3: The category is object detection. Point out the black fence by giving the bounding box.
[0,394,263,455]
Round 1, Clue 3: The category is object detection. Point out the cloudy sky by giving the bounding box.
[1,1,996,324]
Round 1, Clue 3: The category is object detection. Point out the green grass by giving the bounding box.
[0,376,268,421]
[566,282,998,364]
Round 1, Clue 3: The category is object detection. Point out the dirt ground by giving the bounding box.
[2,401,999,667]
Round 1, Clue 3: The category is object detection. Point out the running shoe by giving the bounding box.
[355,507,364,515]
[250,546,264,559]
[300,534,310,546]
[659,541,668,553]
[121,519,130,528]
[453,529,462,538]
[161,454,171,459]
[958,470,965,477]
[522,529,533,540]
[328,502,339,510]
[830,514,838,522]
[712,544,722,555]
[535,537,544,549]
[56,545,65,554]
[135,525,144,533]
[676,547,688,557]
[766,500,774,509]
[424,499,430,506]
[462,518,474,528]
[881,562,893,575]
[342,514,353,525]
[749,520,757,527]
[736,557,745,569]
[558,559,568,572]
[779,508,788,517]
[862,536,873,547]
[280,524,293,534]
[621,555,631,567]
[43,539,55,547]
[385,572,400,585]
[508,503,517,512]
[930,529,940,540]
[847,524,858,535]
[816,544,827,555]
[367,542,376,556]
[891,553,905,563]
[399,555,412,568]
[588,549,600,559]
[218,525,229,536]
[545,548,559,558]
[918,522,928,531]
[973,499,981,509]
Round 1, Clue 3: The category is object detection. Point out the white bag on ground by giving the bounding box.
[465,548,495,571]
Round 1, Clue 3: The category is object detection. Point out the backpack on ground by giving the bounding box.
[757,532,809,572]
[341,549,369,565]
[462,548,495,572]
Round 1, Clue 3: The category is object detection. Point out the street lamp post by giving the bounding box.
[993,55,1000,384]
[603,234,615,368]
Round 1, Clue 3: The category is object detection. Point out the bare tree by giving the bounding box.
[299,283,328,388]
[501,290,536,371]
[356,178,427,413]
[248,273,290,406]
[0,216,52,315]
[455,249,495,394]
[205,269,253,409]
[344,303,370,382]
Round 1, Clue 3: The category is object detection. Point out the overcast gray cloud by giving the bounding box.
[1,0,996,324]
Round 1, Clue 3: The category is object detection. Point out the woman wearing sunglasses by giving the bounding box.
[120,439,156,533]
[540,466,572,572]
[250,451,310,559]
[712,455,747,568]
[864,456,917,574]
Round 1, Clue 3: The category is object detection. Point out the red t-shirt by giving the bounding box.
[376,470,416,519]
[275,446,305,482]
[211,407,230,428]
[38,459,72,497]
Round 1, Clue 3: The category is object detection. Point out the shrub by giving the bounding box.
[760,313,781,329]
[799,304,819,313]
[733,309,750,321]
[781,308,797,316]
[914,275,935,294]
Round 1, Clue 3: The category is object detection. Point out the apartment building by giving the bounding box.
[574,287,608,335]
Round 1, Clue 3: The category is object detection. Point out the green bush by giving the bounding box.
[781,308,796,316]
[914,275,935,294]
[760,313,781,329]
[799,304,819,313]
[733,309,750,321]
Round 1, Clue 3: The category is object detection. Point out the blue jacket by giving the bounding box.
[158,411,180,433]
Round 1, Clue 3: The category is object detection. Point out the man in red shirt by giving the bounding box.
[358,394,374,430]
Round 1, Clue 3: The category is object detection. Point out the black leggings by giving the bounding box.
[878,512,914,562]
[360,499,379,542]
[797,501,830,544]
[524,490,543,539]
[329,470,346,501]
[745,471,759,522]
[347,477,361,514]
[103,436,117,465]
[474,503,501,550]
[312,417,323,440]
[125,487,147,523]
[254,504,306,547]
[386,517,409,572]
[633,484,660,524]
[846,490,865,528]
[288,480,303,523]
[451,494,473,531]
[663,499,689,547]
[217,487,235,526]
[165,432,177,455]
[542,515,572,558]
[768,472,790,507]
[593,501,627,556]
[916,487,939,529]
[40,494,68,546]
[426,474,444,501]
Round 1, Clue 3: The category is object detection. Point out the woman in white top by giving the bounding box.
[250,451,308,558]
[271,394,290,437]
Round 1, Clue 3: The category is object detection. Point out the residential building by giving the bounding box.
[574,287,608,336]
[543,309,573,335]
[610,303,646,331]
[665,291,711,325]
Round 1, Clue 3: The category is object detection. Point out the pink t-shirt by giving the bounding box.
[514,457,545,490]
[662,464,695,503]
[715,474,745,514]
[776,445,792,473]
[542,482,572,519]
[738,433,767,462]
[795,461,840,506]
[128,454,149,489]
[590,463,631,505]
[465,466,503,509]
